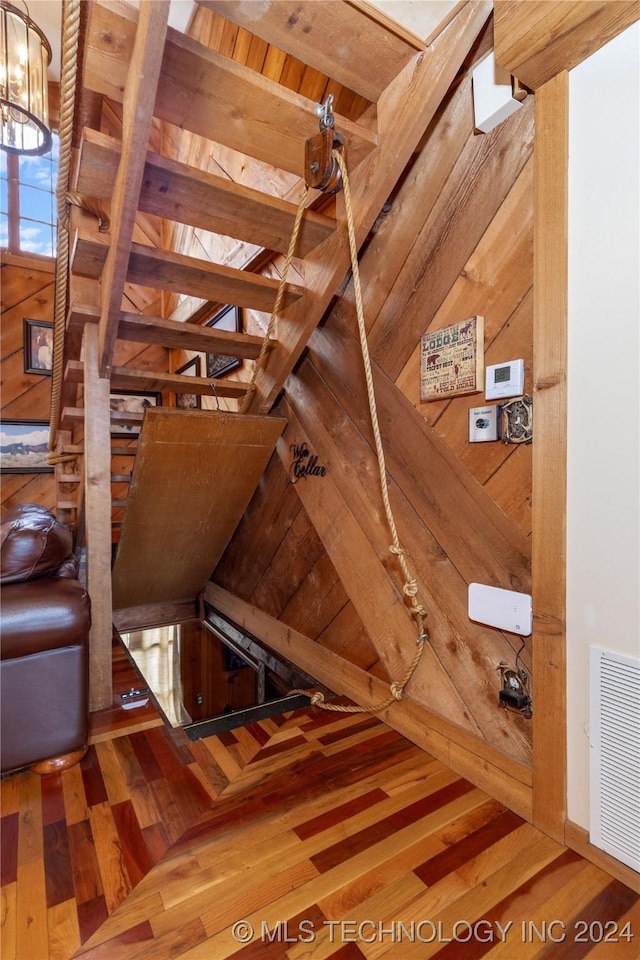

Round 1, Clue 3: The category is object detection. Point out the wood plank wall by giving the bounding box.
[0,257,57,511]
[215,69,535,770]
[1,249,169,518]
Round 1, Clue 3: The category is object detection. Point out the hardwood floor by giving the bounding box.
[1,639,638,959]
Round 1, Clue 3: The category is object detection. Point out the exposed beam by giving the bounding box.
[83,1,377,177]
[75,129,336,258]
[97,0,170,378]
[245,0,493,413]
[494,0,640,90]
[532,72,569,844]
[197,0,422,102]
[71,235,304,313]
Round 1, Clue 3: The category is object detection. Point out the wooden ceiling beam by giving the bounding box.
[196,0,422,102]
[97,0,170,378]
[84,1,377,177]
[71,233,303,313]
[494,0,640,90]
[75,129,335,257]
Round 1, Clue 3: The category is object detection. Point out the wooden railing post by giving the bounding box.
[83,323,113,710]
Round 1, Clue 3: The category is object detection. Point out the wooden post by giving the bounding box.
[83,323,113,710]
[532,71,569,842]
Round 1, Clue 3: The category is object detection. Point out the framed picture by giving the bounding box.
[0,419,53,473]
[205,305,241,379]
[419,315,484,401]
[24,319,53,375]
[175,356,201,410]
[110,390,161,437]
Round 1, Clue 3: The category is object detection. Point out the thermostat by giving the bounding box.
[485,359,524,401]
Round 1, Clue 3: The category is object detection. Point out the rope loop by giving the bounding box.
[389,682,404,700]
[403,580,419,599]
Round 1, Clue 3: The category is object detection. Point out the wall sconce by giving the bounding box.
[0,0,52,155]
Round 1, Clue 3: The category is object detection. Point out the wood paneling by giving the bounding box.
[0,261,56,513]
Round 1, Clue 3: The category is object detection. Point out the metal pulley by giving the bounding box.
[305,95,345,195]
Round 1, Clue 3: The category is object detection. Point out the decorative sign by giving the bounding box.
[289,442,327,483]
[419,315,484,401]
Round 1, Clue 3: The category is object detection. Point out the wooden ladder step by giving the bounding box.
[71,234,304,313]
[111,474,132,483]
[112,500,128,509]
[57,473,82,483]
[68,304,269,359]
[111,446,138,456]
[56,500,79,510]
[65,360,252,400]
[76,130,336,258]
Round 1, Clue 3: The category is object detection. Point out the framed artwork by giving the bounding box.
[205,305,241,379]
[110,390,161,437]
[0,419,53,473]
[24,319,53,375]
[419,315,484,401]
[175,356,201,410]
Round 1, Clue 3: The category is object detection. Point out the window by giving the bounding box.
[0,132,58,258]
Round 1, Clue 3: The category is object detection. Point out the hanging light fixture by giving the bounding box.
[0,0,51,155]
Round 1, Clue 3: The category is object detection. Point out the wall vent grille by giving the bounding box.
[589,646,640,872]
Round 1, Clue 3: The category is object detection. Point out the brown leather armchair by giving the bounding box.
[1,504,91,774]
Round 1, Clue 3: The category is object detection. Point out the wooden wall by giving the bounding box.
[1,246,169,521]
[0,256,56,512]
[215,68,535,769]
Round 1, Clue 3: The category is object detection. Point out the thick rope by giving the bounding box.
[239,185,309,414]
[49,0,81,452]
[292,150,427,715]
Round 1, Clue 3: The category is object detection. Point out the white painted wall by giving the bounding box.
[566,23,640,830]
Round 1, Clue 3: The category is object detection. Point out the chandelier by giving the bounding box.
[0,0,51,155]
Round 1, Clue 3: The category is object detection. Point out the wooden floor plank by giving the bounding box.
[1,655,637,960]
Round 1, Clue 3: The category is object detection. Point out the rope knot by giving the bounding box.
[389,682,404,701]
[389,545,403,557]
[403,579,419,599]
[310,692,325,707]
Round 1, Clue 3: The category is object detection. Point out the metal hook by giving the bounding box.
[315,94,335,131]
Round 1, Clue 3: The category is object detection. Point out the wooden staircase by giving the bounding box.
[53,0,493,707]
